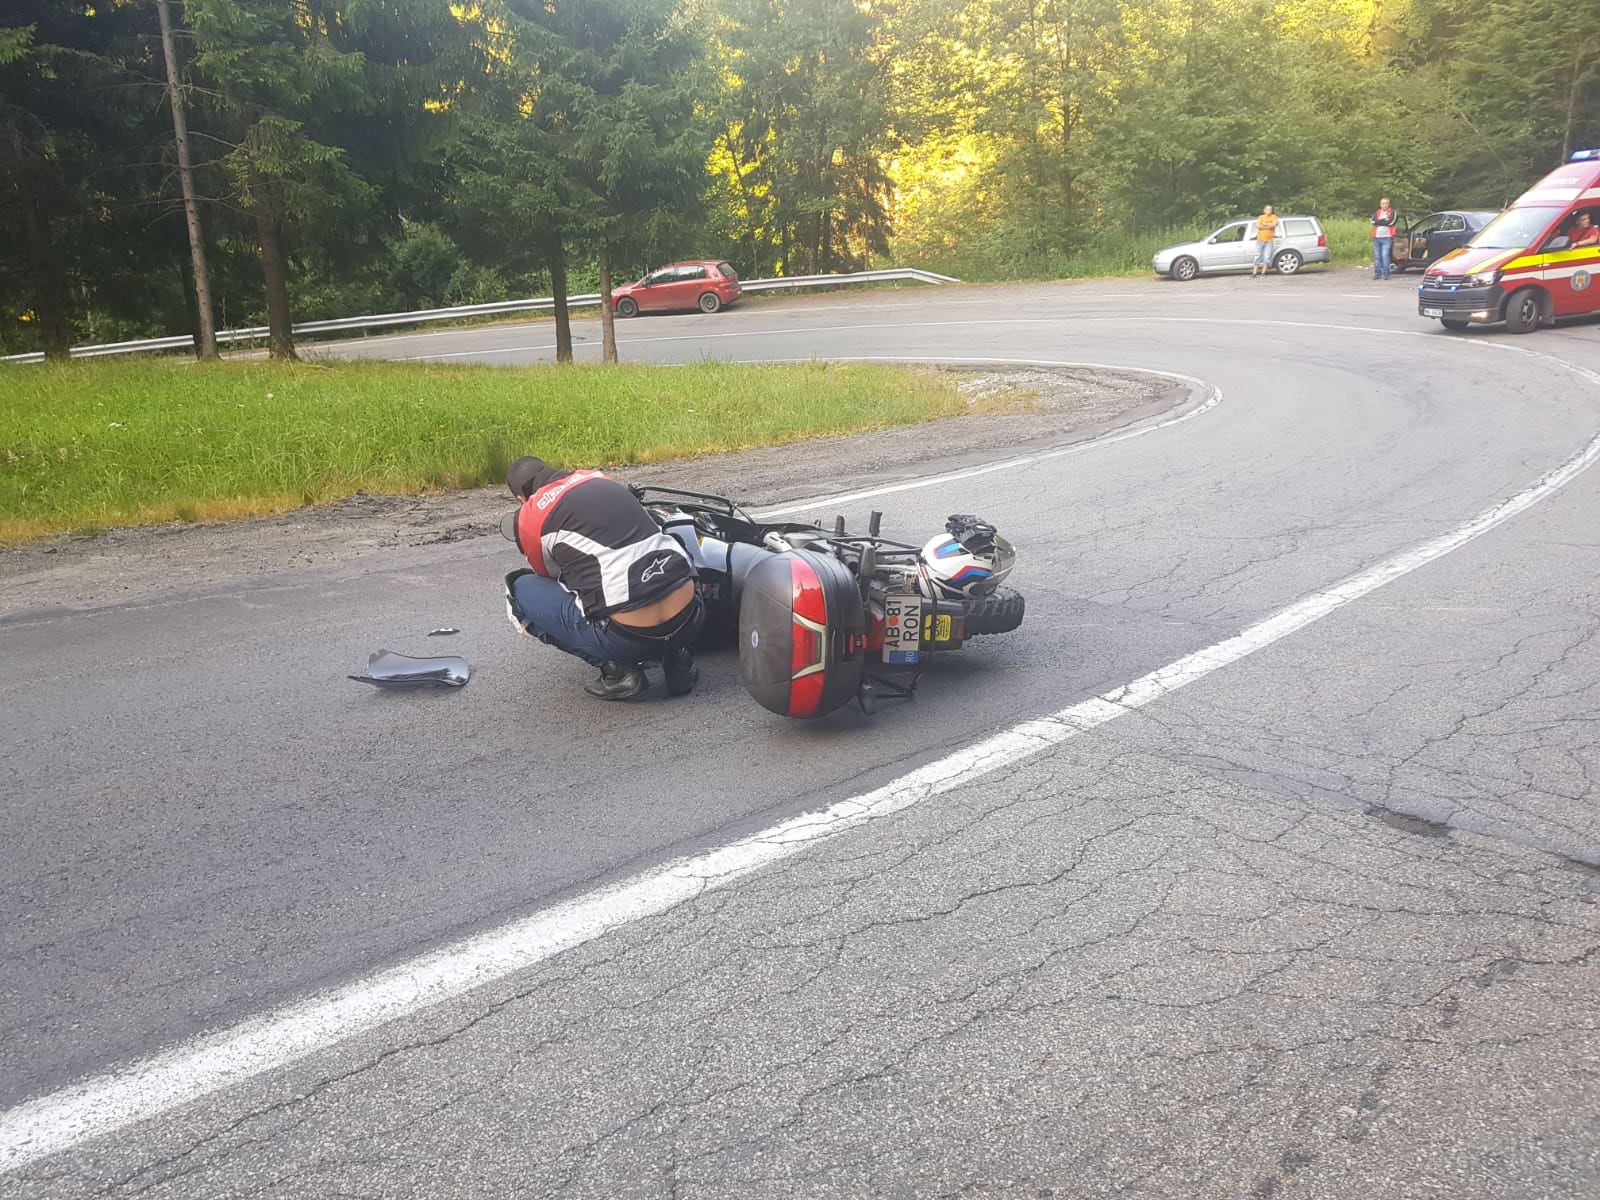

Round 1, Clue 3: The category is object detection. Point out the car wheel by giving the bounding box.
[616,297,638,318]
[699,292,722,314]
[1273,249,1303,275]
[1170,256,1198,282]
[1440,318,1470,331]
[1503,288,1542,334]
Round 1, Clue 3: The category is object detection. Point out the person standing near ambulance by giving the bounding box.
[1251,205,1280,276]
[501,456,703,700]
[1372,197,1397,280]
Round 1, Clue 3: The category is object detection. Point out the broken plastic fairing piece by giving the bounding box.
[349,650,470,689]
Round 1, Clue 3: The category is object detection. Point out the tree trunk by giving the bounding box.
[598,243,617,365]
[1560,49,1589,164]
[253,203,296,360]
[15,177,72,360]
[157,0,218,360]
[547,240,573,364]
[721,125,763,280]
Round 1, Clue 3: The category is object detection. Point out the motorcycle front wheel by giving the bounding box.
[965,587,1025,636]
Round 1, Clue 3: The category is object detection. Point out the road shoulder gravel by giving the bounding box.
[0,365,1181,615]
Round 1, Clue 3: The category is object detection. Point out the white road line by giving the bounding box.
[330,298,959,351]
[746,358,1219,518]
[398,313,1434,362]
[5,334,1598,1175]
[316,272,1387,357]
[392,319,1065,359]
[323,290,1206,355]
[309,278,1369,356]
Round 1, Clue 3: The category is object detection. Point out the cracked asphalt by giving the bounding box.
[5,272,1600,1197]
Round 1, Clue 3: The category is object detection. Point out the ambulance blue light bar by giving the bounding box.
[1572,149,1600,161]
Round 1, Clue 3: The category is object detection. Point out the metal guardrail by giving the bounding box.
[2,267,960,364]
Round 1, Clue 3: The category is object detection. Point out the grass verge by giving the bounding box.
[0,359,963,545]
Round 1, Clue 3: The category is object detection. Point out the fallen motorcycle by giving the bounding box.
[629,486,1026,719]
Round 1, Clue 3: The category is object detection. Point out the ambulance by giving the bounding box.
[1417,150,1600,333]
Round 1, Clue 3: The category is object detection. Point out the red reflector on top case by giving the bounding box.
[790,557,826,624]
[789,669,825,717]
[788,557,828,717]
[792,624,822,675]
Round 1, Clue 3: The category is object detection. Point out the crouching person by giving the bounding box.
[502,456,702,699]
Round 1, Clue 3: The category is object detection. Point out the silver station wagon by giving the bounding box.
[1153,215,1330,280]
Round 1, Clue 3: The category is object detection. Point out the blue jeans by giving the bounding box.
[1255,240,1275,267]
[1372,237,1393,279]
[505,570,701,669]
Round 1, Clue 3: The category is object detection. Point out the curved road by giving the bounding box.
[4,272,1600,1197]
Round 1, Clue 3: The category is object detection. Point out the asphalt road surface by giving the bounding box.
[5,271,1600,1198]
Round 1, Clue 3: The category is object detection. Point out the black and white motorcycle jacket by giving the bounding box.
[513,470,694,619]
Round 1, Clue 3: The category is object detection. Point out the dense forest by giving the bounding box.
[2,0,1595,359]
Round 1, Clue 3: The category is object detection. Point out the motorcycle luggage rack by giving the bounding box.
[632,484,825,541]
[823,536,921,553]
[628,484,752,519]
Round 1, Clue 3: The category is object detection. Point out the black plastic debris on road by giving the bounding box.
[427,627,461,637]
[349,650,470,689]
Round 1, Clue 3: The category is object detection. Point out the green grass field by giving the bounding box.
[0,359,963,544]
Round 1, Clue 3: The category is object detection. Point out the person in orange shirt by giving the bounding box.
[1251,205,1280,276]
[1567,211,1599,247]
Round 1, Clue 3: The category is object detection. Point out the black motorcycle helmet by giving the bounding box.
[506,455,570,500]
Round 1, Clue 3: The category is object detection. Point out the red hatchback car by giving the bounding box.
[611,260,741,317]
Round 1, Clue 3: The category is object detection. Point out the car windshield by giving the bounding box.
[1469,207,1556,249]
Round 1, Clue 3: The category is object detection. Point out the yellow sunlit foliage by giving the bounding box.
[450,0,515,69]
[890,132,998,260]
[1274,0,1396,56]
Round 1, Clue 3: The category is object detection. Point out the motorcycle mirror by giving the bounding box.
[858,510,883,581]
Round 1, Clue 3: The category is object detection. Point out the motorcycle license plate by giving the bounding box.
[1422,307,1443,318]
[882,594,922,664]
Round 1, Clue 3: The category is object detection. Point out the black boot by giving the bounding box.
[662,646,699,696]
[584,662,647,700]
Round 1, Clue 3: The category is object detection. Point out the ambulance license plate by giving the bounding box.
[1422,307,1443,318]
[882,594,922,664]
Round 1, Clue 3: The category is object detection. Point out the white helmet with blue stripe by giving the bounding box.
[919,519,1013,598]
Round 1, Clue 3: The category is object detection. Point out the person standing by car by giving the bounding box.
[501,456,703,701]
[1251,205,1280,276]
[1372,197,1397,279]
